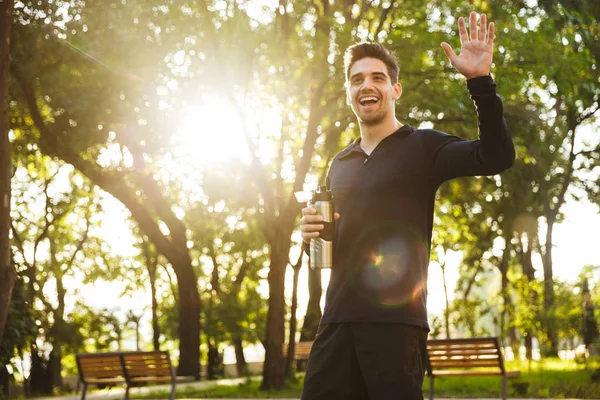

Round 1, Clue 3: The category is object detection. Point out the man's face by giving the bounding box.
[346,58,402,126]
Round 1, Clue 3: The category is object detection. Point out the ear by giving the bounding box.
[393,82,402,101]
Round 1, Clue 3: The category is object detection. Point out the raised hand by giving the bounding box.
[441,12,495,79]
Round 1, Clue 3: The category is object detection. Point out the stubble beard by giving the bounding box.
[358,107,388,126]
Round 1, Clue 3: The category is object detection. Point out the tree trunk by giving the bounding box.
[228,258,251,377]
[261,239,290,389]
[440,261,451,339]
[520,232,537,361]
[232,336,248,377]
[525,333,533,360]
[49,347,63,393]
[29,346,52,395]
[498,231,512,348]
[543,214,558,356]
[0,365,9,397]
[300,265,322,341]
[134,318,141,351]
[149,263,160,350]
[207,341,222,380]
[142,239,161,351]
[0,0,16,346]
[52,270,66,392]
[285,259,302,379]
[175,264,201,378]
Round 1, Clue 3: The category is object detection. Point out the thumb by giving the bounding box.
[334,213,341,220]
[440,42,457,63]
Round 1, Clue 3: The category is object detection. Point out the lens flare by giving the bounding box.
[349,223,430,309]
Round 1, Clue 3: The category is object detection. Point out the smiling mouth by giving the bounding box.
[359,96,380,106]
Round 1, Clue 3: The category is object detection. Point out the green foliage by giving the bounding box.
[68,304,124,351]
[511,270,543,340]
[0,274,35,367]
[186,166,270,359]
[581,276,600,349]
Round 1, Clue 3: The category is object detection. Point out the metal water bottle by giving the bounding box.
[308,186,334,269]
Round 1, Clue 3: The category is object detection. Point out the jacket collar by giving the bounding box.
[338,124,415,159]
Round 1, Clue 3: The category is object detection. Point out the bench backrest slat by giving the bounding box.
[76,354,124,382]
[426,337,506,374]
[122,351,173,378]
[283,342,313,358]
[429,360,502,369]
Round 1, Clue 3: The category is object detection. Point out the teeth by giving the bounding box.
[359,96,379,105]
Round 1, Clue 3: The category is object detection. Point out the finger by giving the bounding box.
[303,232,320,241]
[302,207,317,216]
[302,223,325,232]
[440,42,457,63]
[487,22,495,46]
[480,14,487,42]
[458,17,468,44]
[334,213,341,220]
[469,11,478,41]
[301,214,324,225]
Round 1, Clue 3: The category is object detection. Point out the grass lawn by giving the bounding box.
[131,358,600,399]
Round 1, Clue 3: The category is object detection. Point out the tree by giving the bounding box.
[582,277,599,355]
[190,162,270,378]
[9,155,102,394]
[517,0,600,355]
[0,0,16,347]
[285,250,303,379]
[10,1,204,376]
[0,271,35,397]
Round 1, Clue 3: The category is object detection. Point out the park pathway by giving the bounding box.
[32,376,596,400]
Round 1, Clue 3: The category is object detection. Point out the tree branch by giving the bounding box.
[576,101,599,124]
[227,92,276,242]
[550,127,577,216]
[209,243,221,295]
[13,71,183,266]
[64,197,93,273]
[231,253,251,296]
[374,1,395,38]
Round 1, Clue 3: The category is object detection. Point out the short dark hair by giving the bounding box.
[344,42,400,84]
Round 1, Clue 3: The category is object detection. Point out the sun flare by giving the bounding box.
[174,98,250,166]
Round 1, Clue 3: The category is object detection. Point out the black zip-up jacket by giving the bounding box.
[312,75,514,330]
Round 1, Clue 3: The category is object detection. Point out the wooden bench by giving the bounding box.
[426,337,521,400]
[283,341,313,360]
[76,350,195,400]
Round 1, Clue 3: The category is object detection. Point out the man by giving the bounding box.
[299,12,515,400]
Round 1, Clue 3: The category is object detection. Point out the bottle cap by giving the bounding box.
[312,186,332,202]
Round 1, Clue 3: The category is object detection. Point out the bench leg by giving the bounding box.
[170,381,176,400]
[502,375,507,400]
[124,383,130,400]
[429,376,434,400]
[81,383,87,400]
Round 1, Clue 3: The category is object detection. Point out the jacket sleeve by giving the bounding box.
[427,75,515,184]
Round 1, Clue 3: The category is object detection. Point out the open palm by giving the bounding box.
[441,12,495,79]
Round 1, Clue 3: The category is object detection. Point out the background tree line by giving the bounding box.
[0,0,598,395]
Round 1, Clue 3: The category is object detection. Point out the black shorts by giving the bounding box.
[301,323,427,400]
